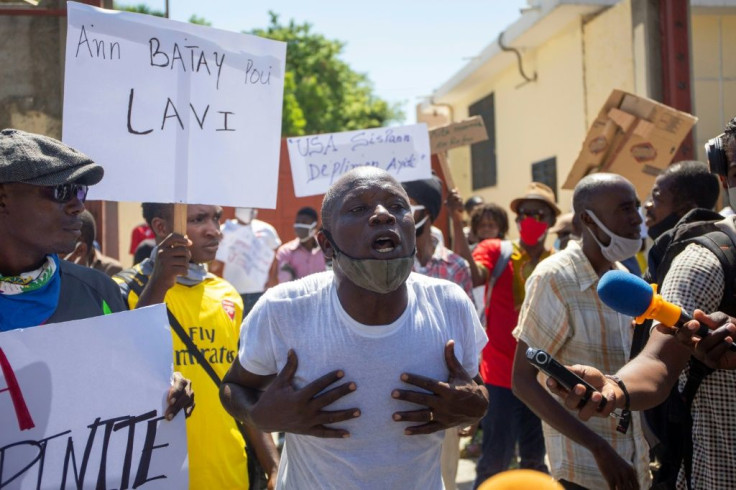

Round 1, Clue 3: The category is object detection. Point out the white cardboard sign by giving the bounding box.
[0,305,188,489]
[62,2,286,208]
[287,124,433,197]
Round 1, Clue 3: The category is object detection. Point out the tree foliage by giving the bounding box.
[188,15,211,26]
[113,3,165,17]
[251,13,403,136]
[112,3,211,25]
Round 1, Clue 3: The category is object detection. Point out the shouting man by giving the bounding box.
[220,167,488,488]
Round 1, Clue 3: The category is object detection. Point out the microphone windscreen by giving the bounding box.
[597,270,653,317]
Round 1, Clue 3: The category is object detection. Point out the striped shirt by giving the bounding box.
[658,242,736,490]
[414,237,474,304]
[513,241,651,489]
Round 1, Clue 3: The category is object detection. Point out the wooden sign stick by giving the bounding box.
[437,152,456,190]
[173,203,188,235]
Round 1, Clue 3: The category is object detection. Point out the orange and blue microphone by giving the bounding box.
[597,270,736,351]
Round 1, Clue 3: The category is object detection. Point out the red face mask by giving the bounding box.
[518,216,549,246]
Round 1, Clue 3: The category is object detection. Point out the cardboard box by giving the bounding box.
[563,89,697,199]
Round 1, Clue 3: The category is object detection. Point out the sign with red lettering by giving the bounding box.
[0,305,188,489]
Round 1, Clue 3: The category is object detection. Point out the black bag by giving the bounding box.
[628,209,736,489]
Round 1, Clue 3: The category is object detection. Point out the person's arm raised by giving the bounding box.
[136,233,191,308]
[446,189,487,287]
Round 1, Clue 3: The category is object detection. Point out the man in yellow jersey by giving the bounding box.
[114,202,279,489]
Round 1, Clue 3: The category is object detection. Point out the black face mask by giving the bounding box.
[647,212,681,240]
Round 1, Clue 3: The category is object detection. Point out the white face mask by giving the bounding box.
[294,221,318,242]
[638,206,649,241]
[235,207,257,225]
[414,215,429,231]
[585,210,642,263]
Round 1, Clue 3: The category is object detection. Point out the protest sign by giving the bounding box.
[428,116,488,154]
[428,116,489,190]
[0,305,188,489]
[563,89,697,199]
[286,124,432,197]
[62,2,286,208]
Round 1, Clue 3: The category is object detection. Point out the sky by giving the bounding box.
[114,0,529,123]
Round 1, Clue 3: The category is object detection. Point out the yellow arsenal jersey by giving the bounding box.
[115,268,247,489]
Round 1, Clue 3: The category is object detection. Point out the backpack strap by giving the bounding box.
[690,230,736,315]
[484,240,513,307]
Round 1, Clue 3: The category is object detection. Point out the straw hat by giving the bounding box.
[509,182,561,216]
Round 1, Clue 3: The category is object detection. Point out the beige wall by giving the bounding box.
[583,0,635,127]
[692,13,736,161]
[117,201,145,269]
[436,0,736,231]
[443,1,639,233]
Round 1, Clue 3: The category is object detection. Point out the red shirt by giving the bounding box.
[129,224,155,255]
[472,238,550,388]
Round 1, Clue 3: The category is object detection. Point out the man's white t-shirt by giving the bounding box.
[239,271,487,489]
[216,219,281,294]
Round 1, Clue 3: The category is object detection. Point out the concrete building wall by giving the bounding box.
[0,3,66,137]
[430,0,736,226]
[117,201,143,268]
[444,16,591,223]
[582,0,636,126]
[691,12,736,161]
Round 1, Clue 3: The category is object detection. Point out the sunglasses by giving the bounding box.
[518,208,551,221]
[46,183,89,203]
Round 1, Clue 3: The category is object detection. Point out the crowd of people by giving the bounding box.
[2,114,736,490]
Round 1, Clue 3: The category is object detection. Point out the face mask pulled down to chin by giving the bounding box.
[517,217,549,246]
[326,233,414,294]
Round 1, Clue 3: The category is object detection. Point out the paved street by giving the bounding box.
[456,457,476,489]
